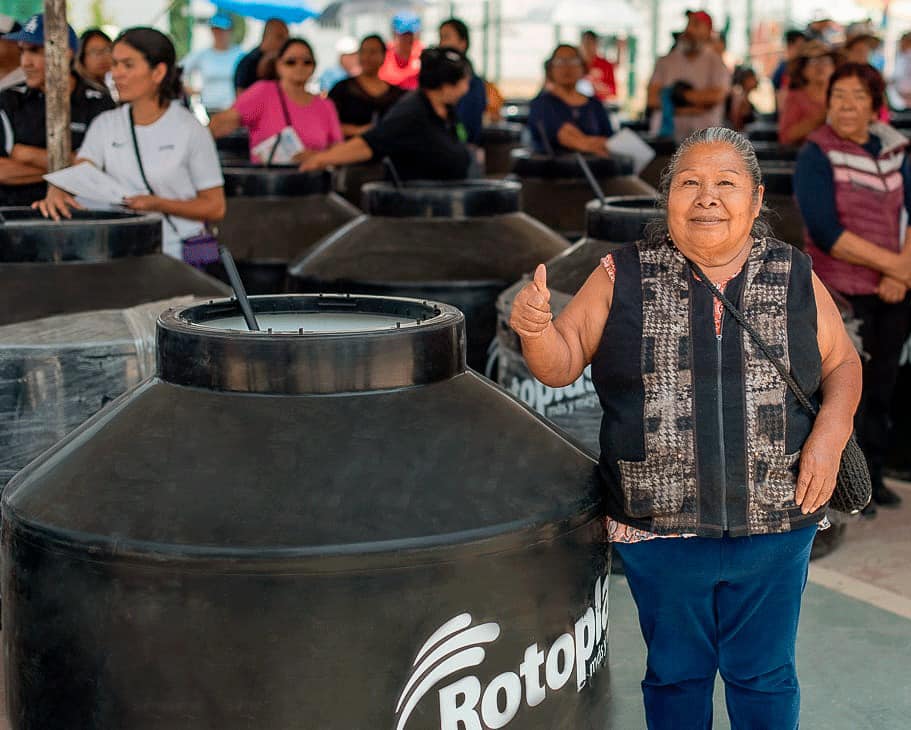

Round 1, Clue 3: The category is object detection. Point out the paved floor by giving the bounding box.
[0,483,907,729]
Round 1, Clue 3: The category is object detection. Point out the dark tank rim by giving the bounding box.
[0,207,163,262]
[361,179,522,218]
[1,503,604,573]
[221,165,333,197]
[157,293,467,394]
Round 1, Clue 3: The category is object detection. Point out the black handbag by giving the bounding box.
[128,107,219,268]
[685,256,872,514]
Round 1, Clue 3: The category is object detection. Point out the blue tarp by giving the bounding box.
[211,1,320,24]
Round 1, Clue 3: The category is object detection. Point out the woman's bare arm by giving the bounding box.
[794,273,863,513]
[511,263,614,387]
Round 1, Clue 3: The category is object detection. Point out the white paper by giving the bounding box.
[251,126,305,165]
[44,164,133,205]
[606,128,657,175]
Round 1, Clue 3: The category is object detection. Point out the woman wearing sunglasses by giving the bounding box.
[210,38,342,164]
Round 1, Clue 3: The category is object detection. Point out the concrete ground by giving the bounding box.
[0,482,907,728]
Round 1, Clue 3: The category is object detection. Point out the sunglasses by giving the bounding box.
[282,57,315,66]
[551,58,583,68]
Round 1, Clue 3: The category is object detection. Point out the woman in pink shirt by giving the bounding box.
[778,41,836,145]
[209,38,342,163]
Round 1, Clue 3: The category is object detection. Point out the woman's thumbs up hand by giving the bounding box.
[509,264,553,339]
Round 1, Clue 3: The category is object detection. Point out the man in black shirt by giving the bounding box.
[233,18,288,93]
[0,13,115,205]
[300,46,472,181]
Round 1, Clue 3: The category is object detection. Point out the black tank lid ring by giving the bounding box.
[0,207,162,262]
[157,293,466,394]
[361,180,522,218]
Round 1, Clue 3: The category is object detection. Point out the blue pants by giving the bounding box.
[613,526,817,730]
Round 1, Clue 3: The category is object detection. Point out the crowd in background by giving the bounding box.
[0,7,909,514]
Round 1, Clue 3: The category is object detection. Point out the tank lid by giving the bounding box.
[361,180,521,218]
[509,149,634,179]
[157,294,465,394]
[585,195,661,242]
[221,165,332,198]
[0,208,162,262]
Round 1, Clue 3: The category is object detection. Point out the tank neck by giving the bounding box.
[0,208,161,262]
[585,197,659,241]
[157,294,466,394]
[362,181,521,218]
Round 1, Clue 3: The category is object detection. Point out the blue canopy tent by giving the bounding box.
[210,0,320,23]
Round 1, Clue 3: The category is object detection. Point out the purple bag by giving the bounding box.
[181,228,220,268]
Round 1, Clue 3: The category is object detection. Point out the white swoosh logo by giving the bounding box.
[394,647,487,730]
[394,614,501,730]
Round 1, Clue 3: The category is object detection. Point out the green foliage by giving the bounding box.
[169,0,192,59]
[0,0,43,20]
[88,0,111,28]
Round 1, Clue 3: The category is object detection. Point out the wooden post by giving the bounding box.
[44,0,71,172]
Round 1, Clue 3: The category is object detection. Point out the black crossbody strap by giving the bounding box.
[128,106,180,235]
[685,255,820,418]
[265,82,295,166]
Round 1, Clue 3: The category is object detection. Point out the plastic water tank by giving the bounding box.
[481,122,525,176]
[287,180,569,371]
[214,165,361,294]
[0,207,228,485]
[509,151,656,239]
[2,293,610,729]
[493,196,659,452]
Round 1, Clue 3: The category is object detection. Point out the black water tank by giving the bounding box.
[2,293,611,730]
[0,207,229,485]
[215,128,251,165]
[481,122,525,176]
[332,161,387,207]
[214,165,361,294]
[287,180,570,371]
[509,150,656,239]
[0,208,226,326]
[493,197,655,452]
[745,122,778,142]
[637,135,676,189]
[761,163,805,248]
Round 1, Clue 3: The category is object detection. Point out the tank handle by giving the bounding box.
[218,246,260,331]
[576,153,606,205]
[382,156,404,189]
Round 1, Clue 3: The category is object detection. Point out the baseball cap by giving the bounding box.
[3,13,78,51]
[686,10,713,31]
[392,13,421,35]
[336,36,358,55]
[209,13,234,31]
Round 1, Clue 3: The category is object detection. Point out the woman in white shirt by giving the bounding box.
[35,27,226,260]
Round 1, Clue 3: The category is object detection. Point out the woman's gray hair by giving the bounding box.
[644,127,774,244]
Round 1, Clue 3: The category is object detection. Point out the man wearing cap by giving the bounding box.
[181,13,245,114]
[0,13,114,206]
[0,16,24,92]
[646,10,730,142]
[234,18,288,93]
[379,13,423,90]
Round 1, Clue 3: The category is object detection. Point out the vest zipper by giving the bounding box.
[717,327,728,532]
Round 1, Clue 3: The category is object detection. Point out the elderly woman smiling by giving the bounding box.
[510,127,861,729]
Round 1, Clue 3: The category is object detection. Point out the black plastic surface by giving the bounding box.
[222,165,332,197]
[2,293,609,728]
[0,207,161,262]
[510,150,634,179]
[585,195,661,242]
[362,180,522,217]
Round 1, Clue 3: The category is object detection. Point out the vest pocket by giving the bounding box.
[617,454,695,518]
[754,450,801,509]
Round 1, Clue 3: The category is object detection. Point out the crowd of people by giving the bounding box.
[0,8,907,514]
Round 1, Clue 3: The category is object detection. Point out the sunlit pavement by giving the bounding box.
[0,483,907,729]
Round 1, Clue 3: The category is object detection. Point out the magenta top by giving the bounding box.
[233,81,343,162]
